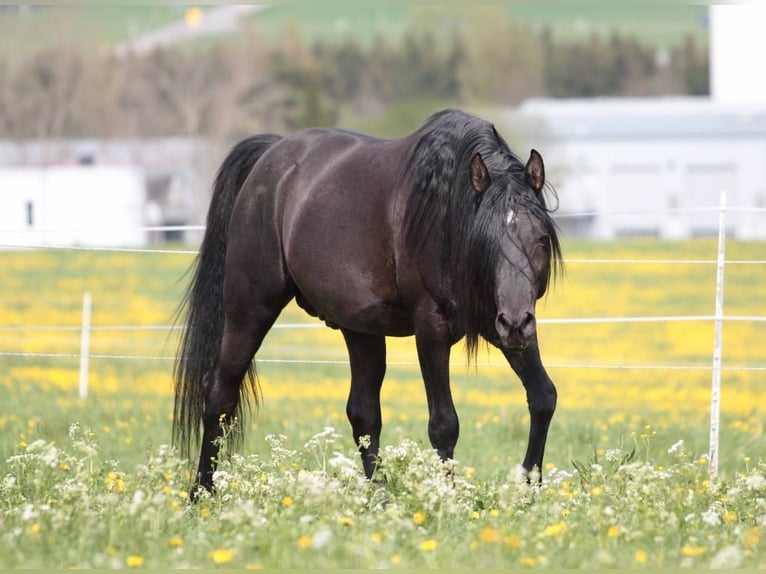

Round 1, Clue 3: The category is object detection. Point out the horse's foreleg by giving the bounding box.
[342,329,386,479]
[503,333,557,480]
[415,334,458,461]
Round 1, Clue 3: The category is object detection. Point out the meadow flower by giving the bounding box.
[710,545,744,569]
[297,534,312,549]
[543,521,567,537]
[480,527,502,544]
[209,548,234,564]
[667,439,685,454]
[311,528,333,549]
[126,555,144,568]
[745,474,766,491]
[635,548,648,564]
[412,511,426,525]
[419,539,438,552]
[168,536,183,548]
[681,544,706,557]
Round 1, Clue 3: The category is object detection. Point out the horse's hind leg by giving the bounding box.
[341,329,386,479]
[502,333,557,480]
[195,288,292,496]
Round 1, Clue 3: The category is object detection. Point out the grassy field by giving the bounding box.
[1,238,764,568]
[0,2,707,60]
[250,2,707,47]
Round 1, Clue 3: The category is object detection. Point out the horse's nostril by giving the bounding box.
[496,311,536,345]
[521,312,536,337]
[495,312,512,337]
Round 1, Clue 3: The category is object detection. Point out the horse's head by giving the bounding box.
[468,149,559,352]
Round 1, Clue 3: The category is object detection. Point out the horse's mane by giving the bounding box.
[402,109,562,357]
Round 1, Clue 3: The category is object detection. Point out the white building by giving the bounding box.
[508,97,766,239]
[0,165,148,248]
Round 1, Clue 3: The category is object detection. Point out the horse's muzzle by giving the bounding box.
[495,311,536,350]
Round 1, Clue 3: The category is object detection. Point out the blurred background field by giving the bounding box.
[2,239,763,482]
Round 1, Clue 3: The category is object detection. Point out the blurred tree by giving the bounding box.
[678,35,709,95]
[13,47,83,139]
[454,6,545,104]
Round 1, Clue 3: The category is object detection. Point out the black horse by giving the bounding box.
[174,109,562,495]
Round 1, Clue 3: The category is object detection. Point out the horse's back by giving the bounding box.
[235,128,415,336]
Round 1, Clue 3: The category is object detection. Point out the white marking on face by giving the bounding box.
[505,209,515,225]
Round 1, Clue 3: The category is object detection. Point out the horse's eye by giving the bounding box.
[538,235,551,254]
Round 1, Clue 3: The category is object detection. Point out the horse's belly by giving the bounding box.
[296,290,413,336]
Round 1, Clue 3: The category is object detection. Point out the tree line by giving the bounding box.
[0,13,708,142]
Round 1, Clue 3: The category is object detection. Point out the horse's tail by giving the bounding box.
[173,133,282,458]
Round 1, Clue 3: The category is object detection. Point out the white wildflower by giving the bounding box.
[129,489,146,515]
[710,545,744,569]
[701,507,722,526]
[604,449,623,462]
[328,451,359,478]
[312,527,333,549]
[212,470,232,491]
[667,440,685,455]
[744,474,766,491]
[21,504,38,521]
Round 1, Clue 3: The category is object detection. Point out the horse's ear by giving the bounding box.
[470,153,490,195]
[525,149,545,195]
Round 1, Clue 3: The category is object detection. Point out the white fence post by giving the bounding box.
[708,191,727,482]
[79,290,92,400]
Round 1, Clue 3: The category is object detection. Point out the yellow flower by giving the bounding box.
[505,534,522,549]
[480,527,502,544]
[297,535,312,549]
[209,548,234,564]
[607,525,620,538]
[412,511,426,525]
[200,507,211,518]
[520,557,536,567]
[371,532,382,543]
[390,554,402,565]
[635,549,648,565]
[723,510,736,524]
[419,539,438,552]
[470,510,480,520]
[681,545,706,557]
[338,516,354,527]
[126,555,144,568]
[489,508,500,518]
[543,521,567,537]
[168,536,183,548]
[590,486,603,496]
[744,527,761,550]
[29,523,42,535]
[282,496,294,507]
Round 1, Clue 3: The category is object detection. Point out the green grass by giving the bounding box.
[0,2,707,60]
[250,2,707,47]
[1,239,764,567]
